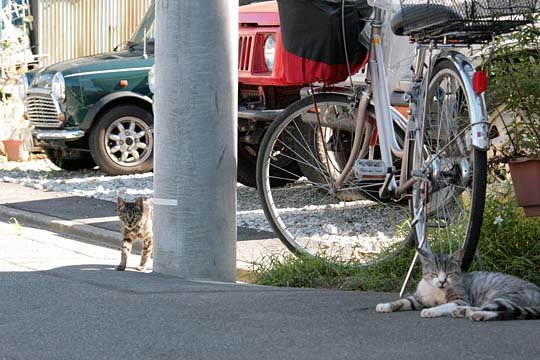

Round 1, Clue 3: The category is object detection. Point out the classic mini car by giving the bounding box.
[24,1,305,183]
[25,2,155,175]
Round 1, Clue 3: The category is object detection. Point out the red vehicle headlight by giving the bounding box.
[264,35,276,71]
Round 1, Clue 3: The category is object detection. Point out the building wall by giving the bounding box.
[36,0,152,66]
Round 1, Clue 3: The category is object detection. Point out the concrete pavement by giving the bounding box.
[0,182,288,269]
[1,218,539,360]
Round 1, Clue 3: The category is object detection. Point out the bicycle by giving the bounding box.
[256,0,537,295]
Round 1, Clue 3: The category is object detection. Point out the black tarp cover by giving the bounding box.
[277,0,372,84]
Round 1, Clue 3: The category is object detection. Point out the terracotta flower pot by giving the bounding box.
[508,158,540,217]
[2,139,29,162]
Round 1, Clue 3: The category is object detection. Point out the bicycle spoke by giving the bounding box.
[413,61,486,265]
[257,94,412,262]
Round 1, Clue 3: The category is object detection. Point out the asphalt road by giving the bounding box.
[0,217,539,360]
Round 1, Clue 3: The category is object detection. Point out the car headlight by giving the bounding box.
[17,74,29,100]
[51,72,66,102]
[148,65,156,94]
[264,35,276,71]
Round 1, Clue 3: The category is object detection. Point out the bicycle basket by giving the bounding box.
[399,0,538,42]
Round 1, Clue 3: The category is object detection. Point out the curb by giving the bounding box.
[0,204,120,250]
[0,204,256,271]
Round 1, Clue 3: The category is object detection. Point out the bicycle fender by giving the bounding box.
[435,50,489,151]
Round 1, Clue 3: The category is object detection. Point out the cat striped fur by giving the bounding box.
[376,249,540,321]
[116,197,153,272]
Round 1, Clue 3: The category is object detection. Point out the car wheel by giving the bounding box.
[89,105,154,175]
[238,140,301,188]
[237,141,258,187]
[44,149,96,171]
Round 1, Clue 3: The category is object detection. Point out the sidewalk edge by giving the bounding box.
[0,204,256,271]
[0,204,119,249]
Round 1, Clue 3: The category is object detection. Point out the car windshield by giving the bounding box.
[128,0,155,49]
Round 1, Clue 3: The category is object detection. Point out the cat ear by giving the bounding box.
[136,197,144,207]
[116,197,125,213]
[416,248,431,263]
[451,248,464,264]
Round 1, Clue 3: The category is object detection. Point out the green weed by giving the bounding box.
[254,244,420,292]
[254,186,540,291]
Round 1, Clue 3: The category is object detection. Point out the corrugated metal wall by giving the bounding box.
[36,0,152,66]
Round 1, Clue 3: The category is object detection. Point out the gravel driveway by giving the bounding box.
[1,156,410,259]
[0,156,273,234]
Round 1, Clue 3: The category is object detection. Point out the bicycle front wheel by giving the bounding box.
[256,93,411,262]
[411,60,487,270]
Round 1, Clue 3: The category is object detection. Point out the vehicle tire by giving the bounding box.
[256,93,410,261]
[44,149,96,171]
[89,105,154,175]
[238,140,301,188]
[237,141,259,187]
[411,60,487,271]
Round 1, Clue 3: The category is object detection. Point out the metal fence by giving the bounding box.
[35,0,152,66]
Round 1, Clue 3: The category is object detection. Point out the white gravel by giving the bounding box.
[0,156,273,233]
[0,156,406,258]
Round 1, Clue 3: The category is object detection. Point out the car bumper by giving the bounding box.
[32,128,85,141]
[238,107,282,122]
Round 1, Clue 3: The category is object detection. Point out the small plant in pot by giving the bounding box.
[0,64,33,162]
[488,17,540,216]
[1,127,29,162]
[1,96,29,162]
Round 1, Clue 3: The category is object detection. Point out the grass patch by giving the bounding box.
[473,191,540,285]
[253,186,540,291]
[254,244,420,292]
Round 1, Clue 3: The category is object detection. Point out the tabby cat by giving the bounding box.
[116,197,153,272]
[376,249,540,321]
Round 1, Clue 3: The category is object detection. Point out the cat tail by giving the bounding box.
[481,301,540,320]
[509,305,540,320]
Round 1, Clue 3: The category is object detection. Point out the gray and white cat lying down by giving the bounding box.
[376,249,540,321]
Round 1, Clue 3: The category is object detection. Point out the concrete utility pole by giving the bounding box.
[153,0,238,282]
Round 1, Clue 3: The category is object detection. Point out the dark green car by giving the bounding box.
[26,2,155,175]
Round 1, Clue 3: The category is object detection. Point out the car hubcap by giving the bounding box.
[105,116,153,167]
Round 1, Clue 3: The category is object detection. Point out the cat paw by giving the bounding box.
[375,303,393,313]
[468,311,497,321]
[136,266,146,272]
[421,309,441,318]
[452,307,469,318]
[116,265,126,271]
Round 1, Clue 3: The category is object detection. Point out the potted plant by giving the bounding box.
[1,125,29,163]
[1,84,30,162]
[488,17,540,216]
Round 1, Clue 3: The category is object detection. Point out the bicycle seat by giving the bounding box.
[391,4,462,37]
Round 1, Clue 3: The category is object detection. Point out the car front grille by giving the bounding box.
[25,93,62,128]
[238,35,253,72]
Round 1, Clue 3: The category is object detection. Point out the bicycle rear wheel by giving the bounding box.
[411,60,487,270]
[256,93,411,262]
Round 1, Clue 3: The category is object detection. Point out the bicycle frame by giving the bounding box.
[325,7,491,297]
[257,2,501,303]
[332,8,490,198]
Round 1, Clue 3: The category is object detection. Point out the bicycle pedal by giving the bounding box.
[353,159,387,181]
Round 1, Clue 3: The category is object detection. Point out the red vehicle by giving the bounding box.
[237,1,305,187]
